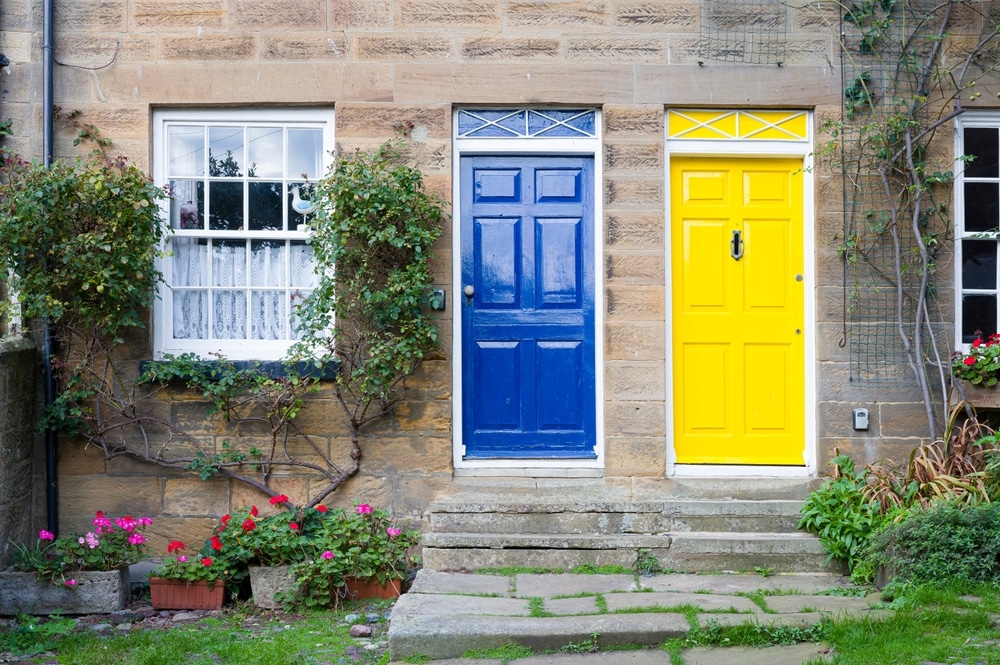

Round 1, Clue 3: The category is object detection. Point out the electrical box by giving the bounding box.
[852,408,869,431]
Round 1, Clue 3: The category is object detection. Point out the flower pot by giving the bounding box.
[954,382,1000,409]
[149,577,224,610]
[249,565,295,609]
[0,569,130,615]
[342,576,402,600]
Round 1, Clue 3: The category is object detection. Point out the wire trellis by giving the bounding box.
[839,0,951,386]
[698,0,787,65]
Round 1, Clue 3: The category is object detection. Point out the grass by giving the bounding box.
[0,599,393,665]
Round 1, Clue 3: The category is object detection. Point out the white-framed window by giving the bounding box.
[152,108,334,360]
[956,114,1000,344]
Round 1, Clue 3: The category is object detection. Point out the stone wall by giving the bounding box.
[0,337,37,566]
[1,0,997,550]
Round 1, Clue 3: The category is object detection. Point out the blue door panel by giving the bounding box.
[461,155,596,459]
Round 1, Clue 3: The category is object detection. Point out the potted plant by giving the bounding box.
[952,334,1000,407]
[148,541,231,610]
[3,511,151,614]
[338,502,420,599]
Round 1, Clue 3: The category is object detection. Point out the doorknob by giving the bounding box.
[730,230,744,261]
[463,285,474,298]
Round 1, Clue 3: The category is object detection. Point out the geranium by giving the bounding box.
[289,522,300,531]
[167,540,185,553]
[953,333,1000,386]
[356,503,373,515]
[210,535,223,551]
[270,494,289,505]
[315,505,328,514]
[242,519,257,532]
[13,510,152,586]
[322,550,335,560]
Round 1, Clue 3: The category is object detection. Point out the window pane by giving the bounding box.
[248,182,284,231]
[963,294,997,342]
[291,290,311,338]
[251,291,287,340]
[208,127,245,177]
[290,241,316,287]
[173,291,208,339]
[170,180,204,230]
[208,181,244,230]
[287,129,324,179]
[213,291,247,339]
[965,127,999,178]
[247,127,283,178]
[172,238,207,287]
[964,182,1000,232]
[288,183,318,228]
[963,239,997,290]
[250,240,286,286]
[213,240,247,287]
[168,125,205,177]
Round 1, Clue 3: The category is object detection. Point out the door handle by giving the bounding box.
[730,229,744,261]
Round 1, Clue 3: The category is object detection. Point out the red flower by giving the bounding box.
[250,506,259,517]
[270,494,289,506]
[95,511,104,519]
[974,338,984,348]
[289,522,299,531]
[201,557,213,566]
[315,505,328,513]
[965,356,977,366]
[167,540,185,553]
[210,535,223,551]
[221,514,230,527]
[242,518,256,532]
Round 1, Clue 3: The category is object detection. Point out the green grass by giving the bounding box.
[462,644,533,662]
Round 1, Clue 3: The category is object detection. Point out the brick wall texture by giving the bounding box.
[2,0,999,548]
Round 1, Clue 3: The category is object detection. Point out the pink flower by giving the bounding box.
[128,533,145,546]
[85,532,100,549]
[65,579,77,587]
[78,537,86,545]
[322,550,335,560]
[38,530,54,541]
[177,555,188,563]
[356,503,373,515]
[386,527,402,537]
[93,513,112,530]
[270,494,289,506]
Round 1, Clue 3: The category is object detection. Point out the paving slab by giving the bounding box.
[696,612,826,629]
[389,613,689,660]
[429,651,677,665]
[516,574,638,598]
[604,591,759,613]
[764,574,859,594]
[640,574,776,594]
[545,597,601,615]
[682,643,834,665]
[764,594,877,614]
[391,592,531,618]
[409,571,512,596]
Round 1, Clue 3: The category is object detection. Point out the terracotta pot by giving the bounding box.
[343,576,402,599]
[149,577,225,610]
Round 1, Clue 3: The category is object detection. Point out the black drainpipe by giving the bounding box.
[42,0,58,536]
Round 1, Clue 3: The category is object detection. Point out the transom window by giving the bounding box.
[958,116,1000,344]
[153,109,334,360]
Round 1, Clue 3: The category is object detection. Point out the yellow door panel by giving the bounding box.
[672,157,804,465]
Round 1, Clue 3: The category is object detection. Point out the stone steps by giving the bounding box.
[422,482,840,574]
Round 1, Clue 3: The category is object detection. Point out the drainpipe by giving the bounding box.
[42,0,58,536]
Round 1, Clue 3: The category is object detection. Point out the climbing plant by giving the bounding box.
[812,0,1000,438]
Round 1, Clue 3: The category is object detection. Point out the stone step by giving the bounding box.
[666,500,804,533]
[662,532,842,574]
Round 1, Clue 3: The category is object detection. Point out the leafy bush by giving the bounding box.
[798,455,887,571]
[862,501,1000,586]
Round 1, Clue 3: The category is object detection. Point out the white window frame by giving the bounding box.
[152,108,334,360]
[955,112,1000,350]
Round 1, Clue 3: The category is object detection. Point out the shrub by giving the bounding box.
[862,501,1000,587]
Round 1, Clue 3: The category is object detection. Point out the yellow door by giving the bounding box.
[671,157,805,465]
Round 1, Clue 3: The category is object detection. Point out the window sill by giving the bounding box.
[138,359,339,382]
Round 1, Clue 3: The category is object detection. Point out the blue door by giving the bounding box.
[461,155,596,459]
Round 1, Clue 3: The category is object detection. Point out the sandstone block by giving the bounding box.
[354,34,451,61]
[606,252,664,284]
[261,34,349,61]
[605,362,665,400]
[0,0,30,31]
[606,285,665,320]
[59,476,162,520]
[0,31,30,63]
[146,516,219,555]
[606,400,667,436]
[816,401,880,438]
[635,64,842,106]
[359,436,453,475]
[605,177,663,208]
[461,37,559,61]
[504,0,610,28]
[816,362,923,402]
[604,436,666,476]
[55,0,125,31]
[880,402,936,438]
[398,0,499,28]
[130,1,225,30]
[605,142,663,172]
[160,36,256,61]
[232,476,309,512]
[337,104,450,138]
[56,439,107,475]
[606,320,666,360]
[603,105,663,137]
[606,213,665,249]
[233,0,326,29]
[164,477,230,517]
[391,400,452,434]
[331,0,392,28]
[567,37,666,62]
[818,437,923,469]
[615,1,698,30]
